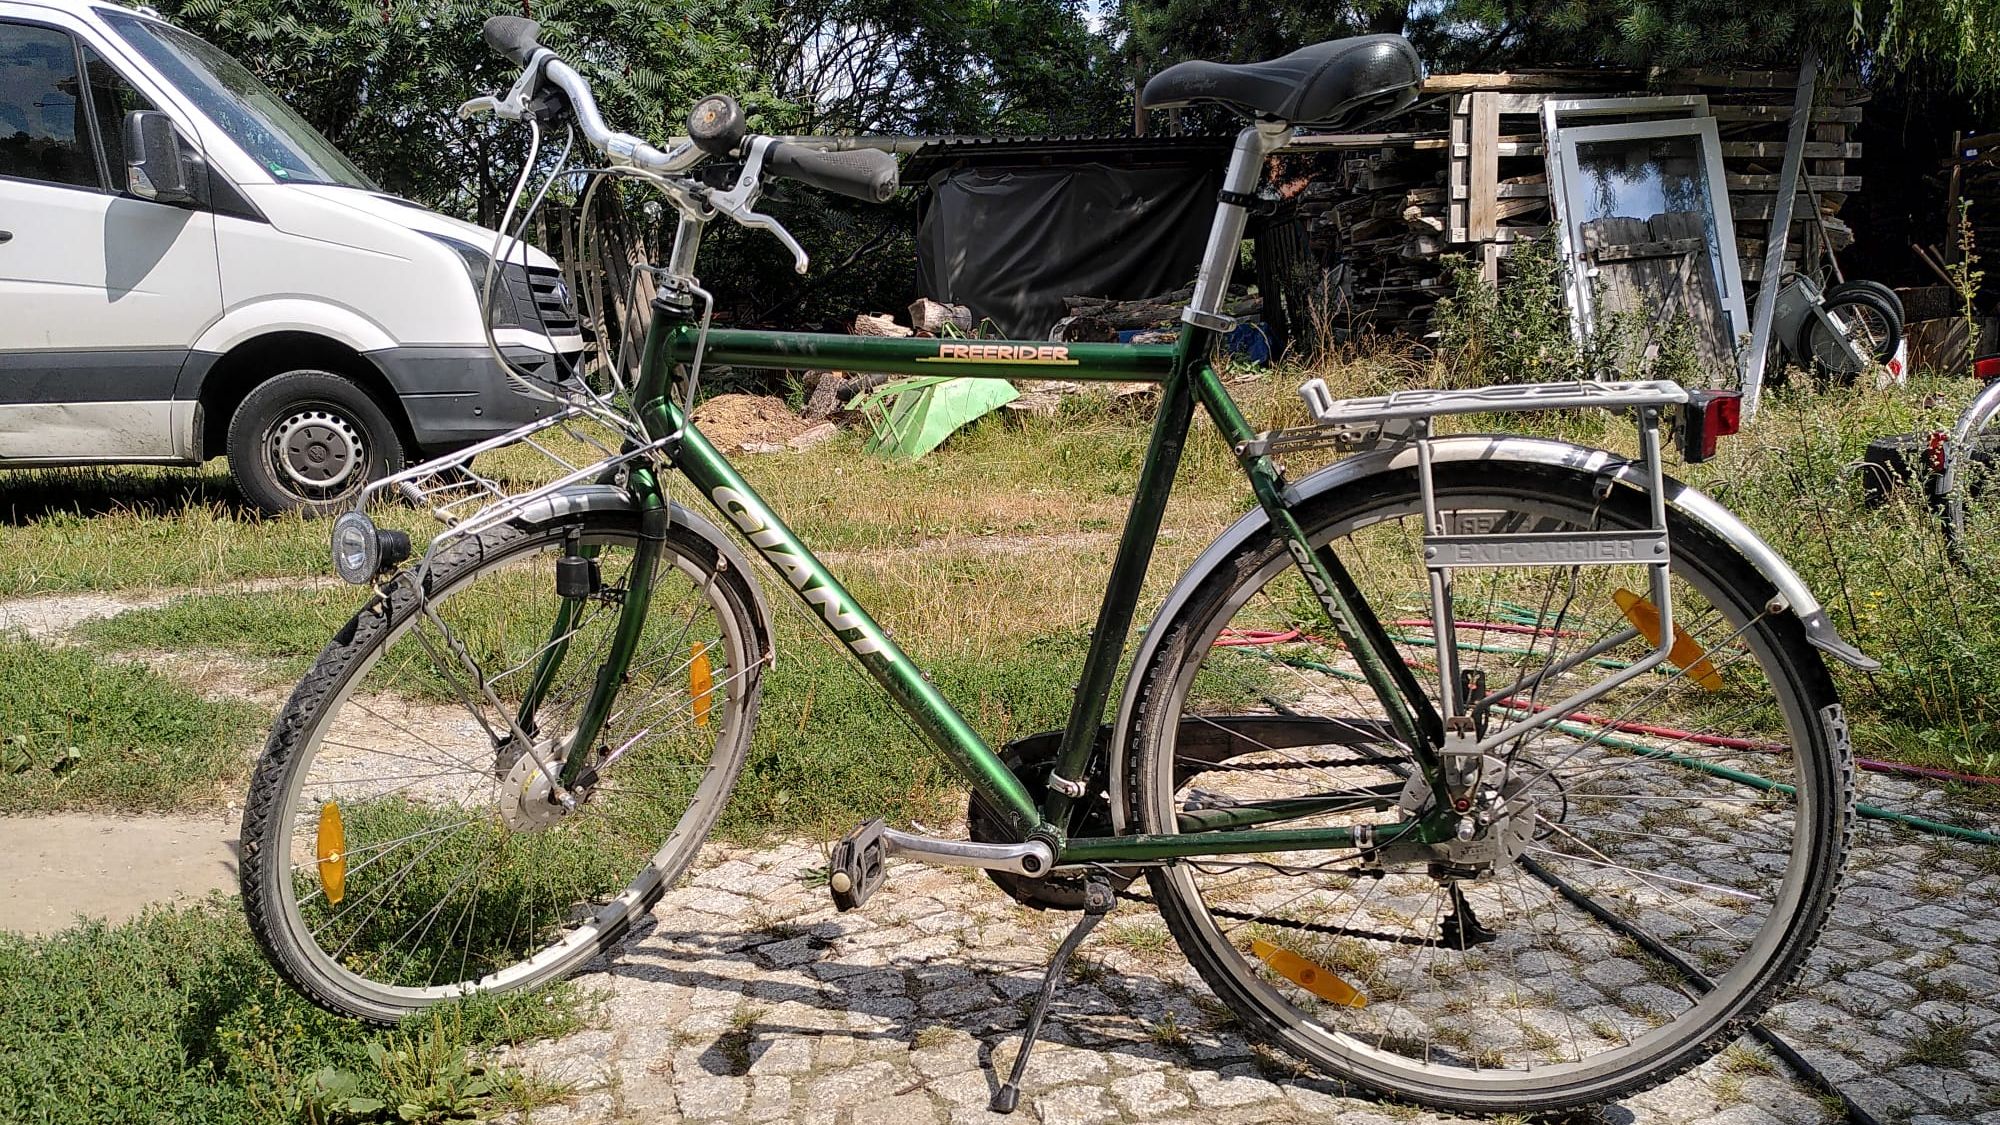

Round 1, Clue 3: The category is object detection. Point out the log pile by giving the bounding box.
[1054,286,1259,341]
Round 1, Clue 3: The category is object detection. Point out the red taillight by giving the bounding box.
[1678,390,1742,463]
[1974,354,2000,381]
[1927,430,1950,475]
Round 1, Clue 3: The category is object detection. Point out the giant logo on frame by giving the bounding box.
[710,486,899,666]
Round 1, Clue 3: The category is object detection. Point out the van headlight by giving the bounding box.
[331,511,411,584]
[424,233,533,329]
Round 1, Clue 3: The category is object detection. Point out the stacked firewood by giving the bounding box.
[1285,147,1450,334]
[1055,286,1260,341]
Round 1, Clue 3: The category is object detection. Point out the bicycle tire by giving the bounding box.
[1805,291,1902,381]
[240,507,767,1024]
[1125,458,1850,1114]
[1945,377,2000,552]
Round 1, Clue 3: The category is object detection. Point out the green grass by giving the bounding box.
[0,898,588,1125]
[75,586,356,685]
[20,365,2000,801]
[0,637,263,812]
[715,620,1093,838]
[0,466,331,596]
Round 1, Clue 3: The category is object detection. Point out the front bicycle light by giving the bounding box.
[330,510,412,584]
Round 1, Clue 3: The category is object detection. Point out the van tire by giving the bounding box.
[226,370,405,515]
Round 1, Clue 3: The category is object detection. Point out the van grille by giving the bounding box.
[528,267,579,335]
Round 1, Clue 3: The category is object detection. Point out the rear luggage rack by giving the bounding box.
[1243,380,1691,459]
[1260,377,1692,754]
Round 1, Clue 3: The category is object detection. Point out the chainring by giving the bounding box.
[966,730,1132,911]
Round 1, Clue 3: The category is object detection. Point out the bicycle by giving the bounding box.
[238,20,1876,1116]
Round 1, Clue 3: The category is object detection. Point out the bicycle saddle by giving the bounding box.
[1141,34,1422,128]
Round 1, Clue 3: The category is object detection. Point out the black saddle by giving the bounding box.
[1141,34,1423,128]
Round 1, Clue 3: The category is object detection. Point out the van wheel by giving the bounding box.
[227,370,405,515]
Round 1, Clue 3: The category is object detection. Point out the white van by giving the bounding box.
[0,0,584,511]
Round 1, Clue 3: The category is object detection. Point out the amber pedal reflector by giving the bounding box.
[1614,588,1723,691]
[1249,938,1367,1008]
[316,801,347,905]
[690,643,714,728]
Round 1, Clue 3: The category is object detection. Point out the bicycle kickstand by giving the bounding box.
[990,872,1115,1114]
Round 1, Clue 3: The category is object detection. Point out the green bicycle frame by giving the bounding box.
[554,304,1455,862]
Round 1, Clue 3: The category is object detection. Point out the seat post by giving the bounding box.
[1183,120,1293,332]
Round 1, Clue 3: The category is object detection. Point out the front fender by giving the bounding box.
[1107,435,1875,831]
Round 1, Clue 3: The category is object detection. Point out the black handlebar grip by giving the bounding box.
[763,144,899,204]
[687,95,747,156]
[481,15,543,65]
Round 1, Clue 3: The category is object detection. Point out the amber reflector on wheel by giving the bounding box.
[1613,588,1723,691]
[1249,938,1367,1008]
[316,801,347,905]
[690,643,714,727]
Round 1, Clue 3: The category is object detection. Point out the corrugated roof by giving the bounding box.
[903,133,1234,180]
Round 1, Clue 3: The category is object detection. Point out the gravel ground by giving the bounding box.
[490,781,2000,1125]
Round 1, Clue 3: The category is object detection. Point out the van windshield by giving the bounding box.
[104,11,376,190]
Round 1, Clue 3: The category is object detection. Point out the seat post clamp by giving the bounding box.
[1217,188,1280,217]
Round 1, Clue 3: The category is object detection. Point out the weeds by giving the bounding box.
[0,637,261,812]
[0,898,586,1125]
[1896,1014,1975,1067]
[1953,200,1985,364]
[1433,238,1580,387]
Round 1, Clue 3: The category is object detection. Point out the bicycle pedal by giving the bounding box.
[828,818,888,911]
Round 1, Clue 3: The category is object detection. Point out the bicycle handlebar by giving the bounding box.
[473,15,899,201]
[764,143,900,203]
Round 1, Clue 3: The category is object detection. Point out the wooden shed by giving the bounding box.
[1280,63,1864,340]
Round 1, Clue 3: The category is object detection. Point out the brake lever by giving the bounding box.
[457,49,553,122]
[456,94,508,120]
[701,137,810,274]
[720,202,809,275]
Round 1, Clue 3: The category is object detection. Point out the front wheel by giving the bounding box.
[227,370,406,515]
[239,507,767,1023]
[1126,459,1850,1114]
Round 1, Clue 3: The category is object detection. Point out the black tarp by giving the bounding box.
[915,161,1224,340]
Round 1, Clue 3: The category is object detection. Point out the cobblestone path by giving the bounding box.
[496,787,2000,1125]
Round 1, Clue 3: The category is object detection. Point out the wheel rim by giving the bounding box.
[1810,303,1891,371]
[1142,480,1833,1098]
[266,406,367,499]
[262,525,754,1009]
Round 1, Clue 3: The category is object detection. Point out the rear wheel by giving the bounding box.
[1126,460,1849,1113]
[1945,378,2000,551]
[239,508,766,1023]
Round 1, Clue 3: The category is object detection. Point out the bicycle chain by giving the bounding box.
[1187,757,1392,771]
[1111,882,1432,947]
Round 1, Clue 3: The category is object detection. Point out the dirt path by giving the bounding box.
[0,576,340,642]
[0,813,239,937]
[0,576,487,935]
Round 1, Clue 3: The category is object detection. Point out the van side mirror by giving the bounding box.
[123,110,198,204]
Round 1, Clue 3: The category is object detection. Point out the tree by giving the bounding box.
[1115,0,2000,99]
[161,0,751,225]
[158,1,1128,327]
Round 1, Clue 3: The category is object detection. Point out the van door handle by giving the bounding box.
[0,231,12,243]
